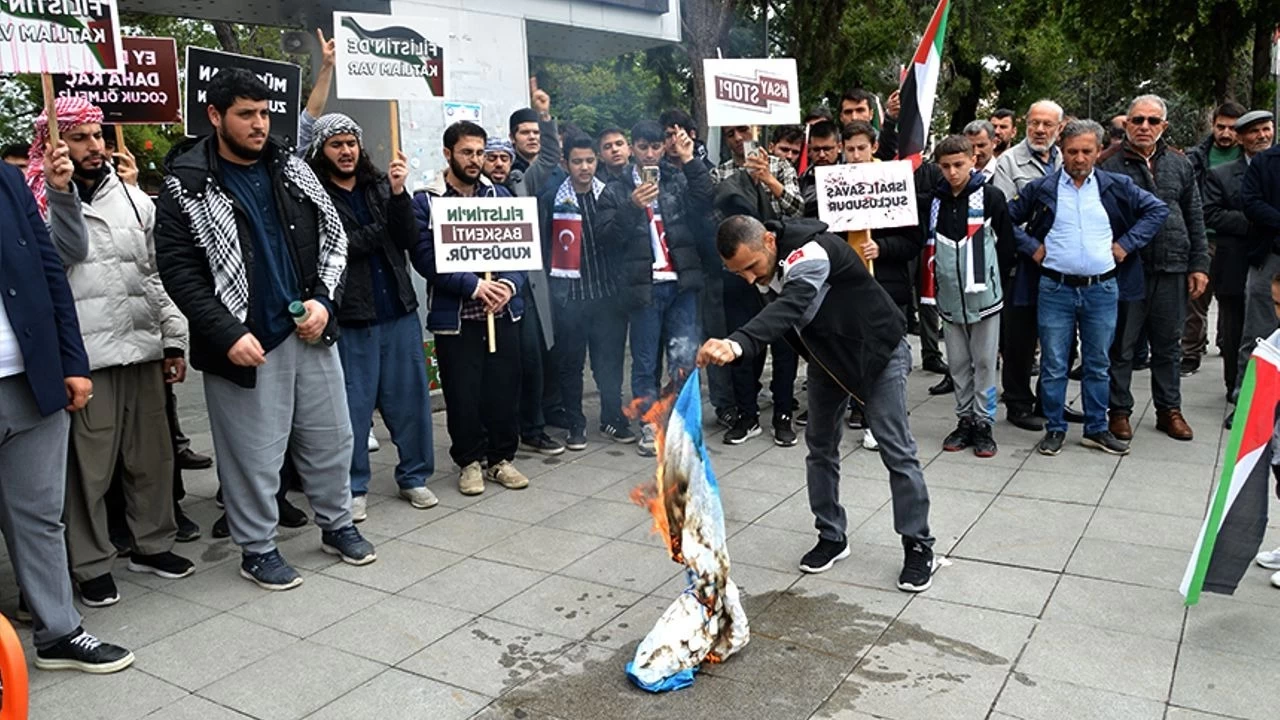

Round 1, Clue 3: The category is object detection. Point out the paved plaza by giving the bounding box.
[5,338,1278,720]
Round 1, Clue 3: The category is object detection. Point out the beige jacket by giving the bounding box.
[46,171,187,371]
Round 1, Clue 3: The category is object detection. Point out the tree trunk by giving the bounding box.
[1251,13,1276,107]
[683,0,738,141]
[213,21,241,54]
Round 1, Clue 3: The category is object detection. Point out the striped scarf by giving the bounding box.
[549,174,605,279]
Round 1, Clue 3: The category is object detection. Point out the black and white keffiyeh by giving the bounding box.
[163,153,348,322]
[307,113,364,159]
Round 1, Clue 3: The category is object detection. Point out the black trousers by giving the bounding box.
[437,316,522,467]
[724,274,798,418]
[518,292,558,438]
[1218,294,1246,395]
[1001,296,1041,416]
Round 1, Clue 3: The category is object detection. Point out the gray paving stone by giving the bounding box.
[993,674,1166,720]
[1043,574,1187,641]
[818,539,910,592]
[134,613,296,691]
[351,495,454,538]
[398,617,576,697]
[1021,443,1121,476]
[1171,645,1273,720]
[529,461,636,497]
[321,538,463,593]
[28,667,187,720]
[924,454,1019,493]
[882,596,1037,660]
[717,460,808,495]
[952,496,1094,571]
[1084,506,1204,551]
[921,558,1058,616]
[1003,467,1111,505]
[837,644,1011,720]
[198,640,384,720]
[1066,537,1192,589]
[143,694,256,719]
[400,557,548,615]
[88,585,218,649]
[582,594,670,649]
[540,497,649,538]
[308,668,490,720]
[1017,620,1178,700]
[1182,596,1280,661]
[750,576,909,660]
[154,555,267,611]
[851,486,994,553]
[558,539,683,594]
[1112,457,1218,490]
[1100,476,1212,519]
[469,486,587,524]
[476,525,611,572]
[487,574,643,639]
[399,510,530,556]
[310,594,474,664]
[230,573,387,638]
[723,523,815,574]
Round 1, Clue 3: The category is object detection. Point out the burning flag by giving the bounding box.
[626,368,749,692]
[1181,330,1280,605]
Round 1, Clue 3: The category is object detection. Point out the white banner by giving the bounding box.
[0,0,124,75]
[431,196,543,273]
[334,11,448,100]
[816,160,918,231]
[703,58,800,127]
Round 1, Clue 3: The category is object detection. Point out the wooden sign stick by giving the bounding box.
[114,125,127,154]
[40,74,60,146]
[485,271,497,354]
[389,100,401,156]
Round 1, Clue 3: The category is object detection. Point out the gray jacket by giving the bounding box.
[506,116,559,350]
[990,139,1061,201]
[47,171,187,371]
[1099,141,1210,276]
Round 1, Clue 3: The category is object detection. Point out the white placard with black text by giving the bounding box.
[703,58,800,127]
[815,160,918,231]
[333,11,449,100]
[431,196,543,273]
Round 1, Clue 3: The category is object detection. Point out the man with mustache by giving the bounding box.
[306,114,436,523]
[411,121,531,496]
[30,96,195,607]
[156,69,376,592]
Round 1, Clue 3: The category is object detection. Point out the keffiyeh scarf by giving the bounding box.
[25,96,104,218]
[549,174,606,279]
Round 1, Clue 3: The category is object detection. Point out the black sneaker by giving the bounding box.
[897,541,937,593]
[544,409,574,430]
[278,496,309,528]
[521,432,566,456]
[928,375,955,396]
[127,551,195,579]
[211,513,229,539]
[1081,431,1130,456]
[723,414,762,445]
[240,549,303,591]
[716,407,740,429]
[970,422,998,458]
[175,504,201,543]
[1068,364,1084,381]
[600,422,637,444]
[1180,357,1200,377]
[942,417,974,452]
[795,410,809,426]
[566,427,588,451]
[799,537,851,573]
[35,628,134,674]
[79,573,120,608]
[177,447,214,470]
[846,406,866,430]
[1008,410,1046,432]
[773,413,798,447]
[1037,430,1066,456]
[321,525,377,566]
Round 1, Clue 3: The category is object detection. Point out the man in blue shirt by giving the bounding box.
[1008,120,1168,457]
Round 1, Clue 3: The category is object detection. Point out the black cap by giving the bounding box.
[509,108,539,135]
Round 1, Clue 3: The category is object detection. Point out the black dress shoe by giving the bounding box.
[928,375,955,396]
[1008,411,1046,432]
[176,448,213,470]
[278,497,309,528]
[923,358,949,375]
[1063,404,1085,424]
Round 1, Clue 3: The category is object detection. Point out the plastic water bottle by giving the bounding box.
[288,301,319,344]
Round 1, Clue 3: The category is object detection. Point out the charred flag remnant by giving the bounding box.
[625,369,750,693]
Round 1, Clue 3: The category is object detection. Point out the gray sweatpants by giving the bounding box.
[804,338,933,546]
[0,376,81,649]
[1235,254,1280,399]
[943,313,1001,426]
[204,335,354,555]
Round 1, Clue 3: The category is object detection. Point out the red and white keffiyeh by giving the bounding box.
[25,96,104,218]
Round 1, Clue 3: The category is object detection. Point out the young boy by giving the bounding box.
[926,135,1016,457]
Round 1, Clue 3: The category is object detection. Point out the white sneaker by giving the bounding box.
[862,428,879,451]
[351,495,368,523]
[399,486,439,509]
[368,429,380,453]
[1257,546,1280,570]
[1273,570,1280,589]
[459,462,485,496]
[488,460,529,490]
[637,424,657,457]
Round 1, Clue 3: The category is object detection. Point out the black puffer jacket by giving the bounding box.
[324,174,418,325]
[1202,157,1251,297]
[1099,140,1210,276]
[595,158,713,309]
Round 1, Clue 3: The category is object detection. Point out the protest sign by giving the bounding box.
[52,36,179,124]
[443,100,481,126]
[333,11,448,100]
[184,47,302,147]
[431,196,542,274]
[703,58,800,127]
[815,160,918,231]
[0,0,124,75]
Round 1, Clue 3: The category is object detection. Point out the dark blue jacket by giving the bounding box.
[1007,169,1169,306]
[0,164,90,416]
[410,178,526,334]
[1241,145,1280,265]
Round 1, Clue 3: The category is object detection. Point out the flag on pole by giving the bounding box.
[1181,330,1280,605]
[797,122,811,177]
[896,0,951,169]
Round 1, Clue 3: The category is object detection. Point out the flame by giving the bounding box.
[626,391,684,564]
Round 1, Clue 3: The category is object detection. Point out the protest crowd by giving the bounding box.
[3,18,1280,683]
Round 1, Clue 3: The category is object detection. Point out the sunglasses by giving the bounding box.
[1128,116,1165,126]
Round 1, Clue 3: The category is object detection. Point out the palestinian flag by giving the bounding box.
[896,0,951,169]
[1181,330,1280,605]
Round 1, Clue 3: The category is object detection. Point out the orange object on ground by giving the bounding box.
[0,614,28,720]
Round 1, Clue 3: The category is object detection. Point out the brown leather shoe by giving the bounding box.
[1156,408,1194,441]
[1108,412,1133,440]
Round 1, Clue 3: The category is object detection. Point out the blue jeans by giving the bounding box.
[1037,276,1118,435]
[629,282,700,415]
[337,312,435,496]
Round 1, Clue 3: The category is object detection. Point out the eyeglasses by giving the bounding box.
[1128,116,1165,126]
[810,145,840,155]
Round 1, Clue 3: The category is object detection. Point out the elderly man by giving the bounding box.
[1233,112,1280,409]
[990,100,1065,432]
[28,97,195,607]
[1009,120,1168,457]
[1099,95,1210,442]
